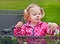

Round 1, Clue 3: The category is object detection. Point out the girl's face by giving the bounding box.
[29,7,42,23]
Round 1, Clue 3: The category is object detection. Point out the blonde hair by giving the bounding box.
[24,4,45,21]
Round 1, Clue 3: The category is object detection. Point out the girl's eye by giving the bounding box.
[38,13,41,15]
[32,13,36,16]
[32,13,41,16]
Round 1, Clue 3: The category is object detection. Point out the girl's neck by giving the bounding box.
[30,21,37,26]
[30,20,42,26]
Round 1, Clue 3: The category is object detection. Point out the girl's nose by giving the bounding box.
[37,16,39,18]
[36,14,39,17]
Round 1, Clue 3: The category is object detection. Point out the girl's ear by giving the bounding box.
[40,8,45,18]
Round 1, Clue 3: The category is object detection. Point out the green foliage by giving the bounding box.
[0,36,18,44]
[12,37,18,44]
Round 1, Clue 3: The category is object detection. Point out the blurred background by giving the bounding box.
[0,0,60,25]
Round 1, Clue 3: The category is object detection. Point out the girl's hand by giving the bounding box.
[15,21,23,28]
[48,22,58,31]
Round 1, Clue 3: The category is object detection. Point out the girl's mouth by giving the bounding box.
[36,19,39,21]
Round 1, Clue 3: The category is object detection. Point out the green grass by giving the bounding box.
[0,0,60,25]
[0,0,60,10]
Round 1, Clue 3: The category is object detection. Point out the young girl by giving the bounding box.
[14,4,58,44]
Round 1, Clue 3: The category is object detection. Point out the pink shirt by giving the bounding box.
[13,21,54,44]
[14,21,54,36]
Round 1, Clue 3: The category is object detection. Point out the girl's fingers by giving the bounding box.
[15,21,23,27]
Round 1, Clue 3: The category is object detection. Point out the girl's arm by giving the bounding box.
[13,21,25,36]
